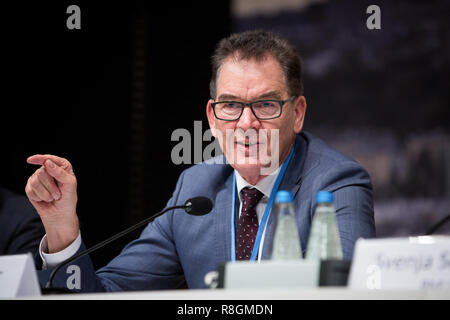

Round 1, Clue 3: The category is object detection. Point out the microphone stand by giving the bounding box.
[42,204,187,293]
[425,214,450,235]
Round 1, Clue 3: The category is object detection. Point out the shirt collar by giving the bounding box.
[235,166,281,201]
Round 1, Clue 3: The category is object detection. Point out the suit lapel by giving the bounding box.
[214,169,234,264]
[215,133,310,261]
[261,135,308,259]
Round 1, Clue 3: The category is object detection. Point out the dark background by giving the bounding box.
[1,0,449,269]
[0,1,231,268]
[233,0,450,238]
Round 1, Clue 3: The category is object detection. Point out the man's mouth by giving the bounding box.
[236,141,258,147]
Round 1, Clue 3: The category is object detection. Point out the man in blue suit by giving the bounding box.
[25,30,375,292]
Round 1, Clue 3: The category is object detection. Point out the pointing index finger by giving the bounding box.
[27,154,73,171]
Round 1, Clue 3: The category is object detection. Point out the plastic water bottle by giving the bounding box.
[306,191,343,260]
[271,190,302,260]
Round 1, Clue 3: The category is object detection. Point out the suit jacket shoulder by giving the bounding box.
[296,131,376,259]
[301,131,371,180]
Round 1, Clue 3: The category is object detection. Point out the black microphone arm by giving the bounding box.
[425,214,450,235]
[44,197,213,290]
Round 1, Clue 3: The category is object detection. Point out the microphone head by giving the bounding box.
[184,197,213,216]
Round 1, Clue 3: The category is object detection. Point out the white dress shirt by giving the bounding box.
[234,167,281,262]
[39,167,282,267]
[39,232,82,269]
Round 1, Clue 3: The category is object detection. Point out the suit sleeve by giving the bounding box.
[0,193,45,255]
[7,208,45,255]
[38,170,188,293]
[94,170,188,291]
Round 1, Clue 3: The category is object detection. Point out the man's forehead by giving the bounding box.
[216,55,287,100]
[219,53,283,75]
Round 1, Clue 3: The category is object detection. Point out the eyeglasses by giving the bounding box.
[211,96,296,121]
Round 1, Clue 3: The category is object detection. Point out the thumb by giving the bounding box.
[44,159,76,185]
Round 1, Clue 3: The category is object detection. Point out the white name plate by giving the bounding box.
[0,253,41,298]
[223,260,319,289]
[348,236,450,290]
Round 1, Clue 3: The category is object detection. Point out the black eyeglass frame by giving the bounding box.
[211,96,297,121]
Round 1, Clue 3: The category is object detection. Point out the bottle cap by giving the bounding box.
[275,190,293,203]
[316,190,333,203]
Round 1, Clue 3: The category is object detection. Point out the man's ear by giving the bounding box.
[206,99,217,136]
[293,96,307,134]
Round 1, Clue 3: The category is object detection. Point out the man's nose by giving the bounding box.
[236,106,260,130]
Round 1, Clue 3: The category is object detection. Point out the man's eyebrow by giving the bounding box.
[217,91,283,101]
[217,94,241,101]
[256,91,283,100]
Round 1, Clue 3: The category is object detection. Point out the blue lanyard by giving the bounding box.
[230,144,295,262]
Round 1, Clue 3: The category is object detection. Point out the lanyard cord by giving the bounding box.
[230,144,295,261]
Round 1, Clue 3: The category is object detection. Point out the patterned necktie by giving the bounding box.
[236,187,264,260]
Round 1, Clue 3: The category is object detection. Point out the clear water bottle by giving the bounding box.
[306,191,343,260]
[271,190,302,260]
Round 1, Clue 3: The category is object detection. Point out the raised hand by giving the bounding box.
[25,155,79,253]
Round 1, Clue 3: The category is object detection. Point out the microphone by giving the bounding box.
[184,196,213,216]
[42,197,213,293]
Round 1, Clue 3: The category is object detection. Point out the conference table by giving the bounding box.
[22,287,450,300]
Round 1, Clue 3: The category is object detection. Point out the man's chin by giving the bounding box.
[233,162,260,171]
[232,158,279,178]
[232,163,262,181]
